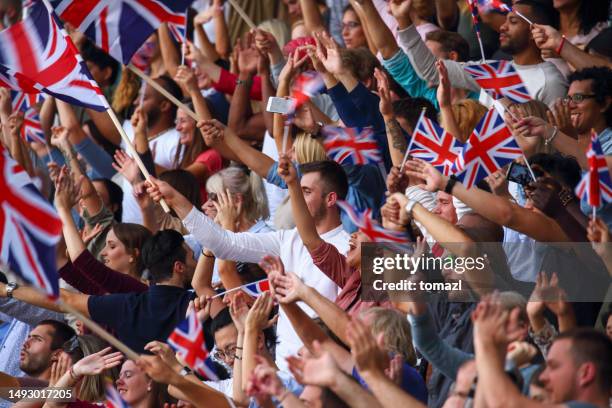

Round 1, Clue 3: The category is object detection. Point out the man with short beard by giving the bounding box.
[18,320,76,380]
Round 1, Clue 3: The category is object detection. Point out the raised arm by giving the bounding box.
[211,0,230,59]
[352,0,399,59]
[300,0,326,34]
[158,23,182,81]
[243,292,277,392]
[375,69,406,166]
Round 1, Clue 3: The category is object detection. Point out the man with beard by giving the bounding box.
[388,0,568,106]
[144,159,350,373]
[18,319,76,380]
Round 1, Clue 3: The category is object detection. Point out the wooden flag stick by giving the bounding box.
[58,299,140,361]
[127,64,198,121]
[227,0,256,30]
[105,107,171,213]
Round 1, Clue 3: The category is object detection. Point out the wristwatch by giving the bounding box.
[179,366,192,377]
[6,282,18,298]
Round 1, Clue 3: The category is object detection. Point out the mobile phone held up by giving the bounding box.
[506,162,532,186]
[266,96,295,115]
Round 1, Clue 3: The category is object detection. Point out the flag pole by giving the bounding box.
[400,107,426,170]
[281,120,290,154]
[210,278,268,299]
[180,10,188,66]
[127,64,198,121]
[466,0,486,62]
[226,0,256,30]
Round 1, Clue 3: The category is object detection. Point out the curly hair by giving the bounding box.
[568,67,612,127]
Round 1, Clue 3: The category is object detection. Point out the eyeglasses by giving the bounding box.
[342,21,361,30]
[563,93,596,104]
[214,345,238,361]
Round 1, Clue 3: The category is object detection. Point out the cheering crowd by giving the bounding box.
[1,0,612,407]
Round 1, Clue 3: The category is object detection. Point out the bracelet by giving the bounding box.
[444,175,458,194]
[558,188,574,207]
[69,366,80,381]
[201,249,215,258]
[234,355,242,360]
[236,78,252,88]
[235,346,243,350]
[545,127,559,147]
[555,35,566,56]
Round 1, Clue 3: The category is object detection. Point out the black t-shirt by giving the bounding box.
[88,285,195,353]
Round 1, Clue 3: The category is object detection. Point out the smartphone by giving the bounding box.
[506,162,532,186]
[266,96,295,114]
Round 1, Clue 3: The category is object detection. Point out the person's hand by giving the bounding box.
[54,166,82,211]
[381,197,407,231]
[306,44,328,75]
[386,166,409,194]
[245,291,278,333]
[278,50,310,86]
[236,32,260,75]
[175,65,199,94]
[514,116,554,140]
[259,255,286,299]
[286,341,341,387]
[436,60,452,109]
[133,181,154,210]
[587,217,610,258]
[256,48,271,78]
[112,150,141,184]
[547,98,577,139]
[532,272,571,317]
[389,0,414,22]
[388,193,411,225]
[212,188,241,231]
[7,111,24,139]
[184,40,206,66]
[386,354,403,385]
[531,24,563,54]
[485,170,510,198]
[278,153,298,185]
[254,29,281,58]
[346,317,388,376]
[50,126,70,149]
[138,355,179,385]
[506,341,537,367]
[246,356,285,401]
[404,159,447,192]
[193,296,212,322]
[49,352,72,386]
[472,294,525,349]
[47,161,62,186]
[313,31,345,76]
[81,223,104,246]
[293,103,319,134]
[194,7,216,25]
[374,68,393,119]
[197,119,225,146]
[229,291,250,334]
[130,106,148,140]
[144,341,181,372]
[145,176,180,205]
[270,271,307,304]
[0,87,11,116]
[72,347,124,377]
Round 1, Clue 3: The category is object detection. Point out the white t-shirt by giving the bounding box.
[261,131,288,221]
[182,208,350,373]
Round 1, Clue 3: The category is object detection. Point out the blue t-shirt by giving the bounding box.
[88,285,195,353]
[352,363,428,404]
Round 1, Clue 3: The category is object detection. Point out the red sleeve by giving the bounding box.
[212,68,262,101]
[309,242,351,288]
[195,149,224,174]
[73,250,148,293]
[58,261,106,295]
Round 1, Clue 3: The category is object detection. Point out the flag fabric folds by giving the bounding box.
[452,108,522,188]
[241,278,271,298]
[322,126,381,166]
[409,115,464,176]
[0,146,62,298]
[463,61,531,103]
[168,309,218,381]
[104,381,130,408]
[575,131,612,208]
[21,109,46,144]
[11,90,45,112]
[289,71,325,113]
[51,0,192,65]
[337,201,409,243]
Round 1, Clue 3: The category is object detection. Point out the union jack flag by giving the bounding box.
[51,0,192,65]
[290,71,325,113]
[241,278,271,298]
[168,309,218,381]
[11,90,45,112]
[167,17,187,44]
[475,0,511,12]
[322,126,381,165]
[0,146,62,298]
[463,61,531,103]
[0,1,108,111]
[21,108,46,144]
[337,201,409,243]
[575,131,612,208]
[467,0,481,29]
[104,381,130,408]
[409,115,463,176]
[452,108,522,188]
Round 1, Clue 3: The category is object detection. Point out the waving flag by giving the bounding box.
[167,17,187,44]
[290,71,325,113]
[0,146,62,298]
[51,0,192,65]
[466,0,487,61]
[463,61,531,103]
[337,201,409,243]
[0,1,108,111]
[476,0,511,12]
[168,309,218,381]
[409,115,463,176]
[575,131,612,208]
[11,90,45,112]
[322,126,381,165]
[242,278,271,298]
[452,108,522,188]
[21,109,46,144]
[104,381,130,408]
